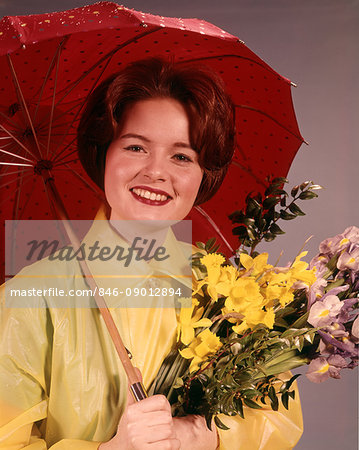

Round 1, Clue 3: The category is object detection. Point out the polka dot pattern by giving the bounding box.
[0,2,304,280]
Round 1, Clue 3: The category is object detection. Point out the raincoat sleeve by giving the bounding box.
[0,293,100,450]
[216,375,303,449]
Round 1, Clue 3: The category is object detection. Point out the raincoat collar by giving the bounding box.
[80,207,192,307]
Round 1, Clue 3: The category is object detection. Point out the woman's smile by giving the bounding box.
[104,98,203,222]
[130,186,172,205]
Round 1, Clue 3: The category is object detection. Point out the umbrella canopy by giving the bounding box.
[0,1,304,282]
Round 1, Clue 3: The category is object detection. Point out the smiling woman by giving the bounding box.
[104,97,203,221]
[0,57,303,450]
[77,58,236,208]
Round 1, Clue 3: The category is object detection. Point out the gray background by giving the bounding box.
[1,0,358,448]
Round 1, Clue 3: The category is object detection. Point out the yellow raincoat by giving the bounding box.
[0,215,303,449]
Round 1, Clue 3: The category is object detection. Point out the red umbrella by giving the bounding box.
[0,1,304,275]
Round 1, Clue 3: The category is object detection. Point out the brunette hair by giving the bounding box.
[77,58,235,205]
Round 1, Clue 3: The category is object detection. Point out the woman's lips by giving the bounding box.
[130,187,172,206]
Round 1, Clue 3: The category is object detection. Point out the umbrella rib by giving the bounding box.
[230,160,267,188]
[194,206,234,254]
[53,26,162,108]
[50,28,162,162]
[0,109,26,130]
[235,104,304,142]
[34,38,67,123]
[12,167,25,221]
[7,55,43,158]
[53,158,79,166]
[0,148,33,163]
[178,54,287,81]
[46,40,63,159]
[0,171,33,202]
[0,162,33,167]
[52,136,77,164]
[0,169,31,177]
[64,165,106,201]
[48,56,114,163]
[49,61,111,163]
[0,124,38,160]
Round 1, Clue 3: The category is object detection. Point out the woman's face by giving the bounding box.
[104,97,203,221]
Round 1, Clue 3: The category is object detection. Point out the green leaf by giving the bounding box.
[288,203,306,216]
[299,181,311,190]
[298,190,318,200]
[308,184,322,190]
[243,398,263,410]
[271,189,287,197]
[291,185,299,197]
[195,242,205,250]
[263,197,279,210]
[263,232,276,242]
[205,413,213,431]
[270,223,285,235]
[291,311,309,328]
[281,391,289,409]
[288,390,296,400]
[304,331,315,344]
[272,177,288,184]
[268,386,279,411]
[205,237,216,250]
[293,335,304,351]
[243,217,256,227]
[246,198,262,217]
[279,210,297,220]
[247,227,256,240]
[234,397,244,418]
[228,210,245,223]
[233,226,248,237]
[285,374,301,391]
[274,317,289,328]
[214,415,230,430]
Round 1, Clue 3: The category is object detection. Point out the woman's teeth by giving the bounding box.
[132,188,168,202]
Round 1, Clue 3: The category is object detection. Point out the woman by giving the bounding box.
[0,58,303,449]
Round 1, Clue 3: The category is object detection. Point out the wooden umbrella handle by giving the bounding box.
[43,172,148,399]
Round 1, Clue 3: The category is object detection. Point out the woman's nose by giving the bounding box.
[142,153,168,181]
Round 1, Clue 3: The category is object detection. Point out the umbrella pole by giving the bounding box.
[42,170,147,401]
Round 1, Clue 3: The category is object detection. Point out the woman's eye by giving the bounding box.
[125,145,144,152]
[173,153,192,162]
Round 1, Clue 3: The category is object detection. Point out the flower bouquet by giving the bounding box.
[149,179,359,430]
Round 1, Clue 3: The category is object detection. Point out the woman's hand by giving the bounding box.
[99,390,180,450]
[173,415,219,450]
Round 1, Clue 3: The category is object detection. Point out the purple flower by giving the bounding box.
[337,246,359,272]
[318,330,357,358]
[342,226,359,243]
[319,234,350,257]
[352,316,359,342]
[309,254,329,275]
[307,277,327,308]
[308,295,344,327]
[306,354,348,383]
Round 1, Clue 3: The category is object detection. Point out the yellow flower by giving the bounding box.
[260,271,294,307]
[201,253,225,285]
[179,328,222,373]
[290,251,317,286]
[225,277,264,313]
[232,307,275,333]
[240,252,272,275]
[197,253,226,301]
[177,298,212,345]
[215,265,238,297]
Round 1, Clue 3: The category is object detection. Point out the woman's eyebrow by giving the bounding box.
[120,133,193,150]
[120,133,151,142]
[173,142,194,150]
